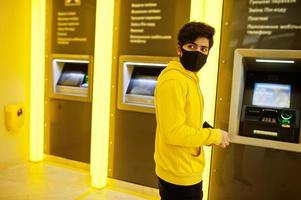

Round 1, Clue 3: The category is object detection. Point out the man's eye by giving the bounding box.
[188,44,197,49]
[200,47,208,52]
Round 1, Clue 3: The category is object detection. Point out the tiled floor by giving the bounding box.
[0,161,160,200]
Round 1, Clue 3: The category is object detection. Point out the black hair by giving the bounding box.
[177,21,215,49]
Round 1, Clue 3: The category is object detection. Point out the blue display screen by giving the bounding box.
[252,83,291,108]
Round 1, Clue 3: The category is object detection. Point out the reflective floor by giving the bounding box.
[0,161,159,200]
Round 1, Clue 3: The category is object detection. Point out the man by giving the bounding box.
[154,21,230,200]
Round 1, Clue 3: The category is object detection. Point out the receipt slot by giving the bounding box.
[117,55,174,113]
[49,54,93,101]
[229,49,301,145]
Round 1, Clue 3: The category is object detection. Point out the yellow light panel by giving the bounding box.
[90,0,115,188]
[190,0,205,21]
[30,0,46,162]
[202,1,224,199]
[190,0,224,199]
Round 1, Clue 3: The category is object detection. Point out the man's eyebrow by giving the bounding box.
[197,45,209,48]
[190,42,209,48]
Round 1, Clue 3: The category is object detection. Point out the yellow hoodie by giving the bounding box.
[154,60,222,186]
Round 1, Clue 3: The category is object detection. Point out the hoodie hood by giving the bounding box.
[159,60,199,83]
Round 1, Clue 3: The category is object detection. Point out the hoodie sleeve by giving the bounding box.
[155,79,222,147]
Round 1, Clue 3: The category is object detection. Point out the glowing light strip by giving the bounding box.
[124,62,167,67]
[256,59,295,64]
[30,0,45,161]
[194,0,224,200]
[53,59,89,64]
[90,0,115,188]
[190,0,205,21]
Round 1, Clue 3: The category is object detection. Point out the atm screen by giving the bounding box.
[57,63,87,87]
[127,75,157,96]
[252,83,291,108]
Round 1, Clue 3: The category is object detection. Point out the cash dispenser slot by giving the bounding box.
[240,106,299,142]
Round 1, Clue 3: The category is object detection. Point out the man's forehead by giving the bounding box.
[193,37,209,46]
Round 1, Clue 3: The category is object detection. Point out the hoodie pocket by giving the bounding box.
[191,147,201,157]
[174,146,204,175]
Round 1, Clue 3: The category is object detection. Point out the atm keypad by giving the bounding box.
[261,117,276,123]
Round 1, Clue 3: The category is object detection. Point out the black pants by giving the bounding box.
[158,177,203,200]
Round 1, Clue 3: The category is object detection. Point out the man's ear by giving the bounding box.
[176,44,182,56]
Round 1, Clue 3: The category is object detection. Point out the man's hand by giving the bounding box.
[219,130,230,148]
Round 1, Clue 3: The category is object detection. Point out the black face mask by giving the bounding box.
[180,48,208,72]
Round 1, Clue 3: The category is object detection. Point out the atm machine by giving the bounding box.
[45,54,93,163]
[50,55,93,100]
[111,55,175,187]
[229,49,301,146]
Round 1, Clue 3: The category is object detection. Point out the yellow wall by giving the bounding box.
[0,1,31,167]
[191,0,224,199]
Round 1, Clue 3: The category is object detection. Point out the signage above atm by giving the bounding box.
[118,0,191,56]
[51,0,96,54]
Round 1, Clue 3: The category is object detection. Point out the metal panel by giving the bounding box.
[210,145,301,200]
[112,110,157,188]
[45,99,92,163]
